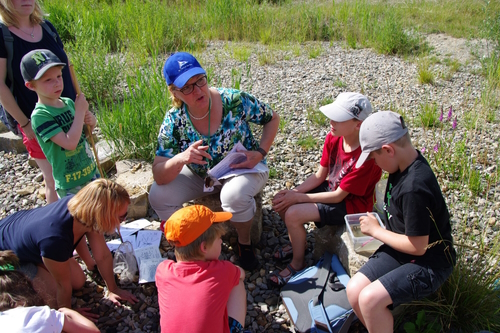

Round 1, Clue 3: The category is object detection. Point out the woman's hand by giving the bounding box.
[23,125,37,140]
[179,139,212,165]
[107,288,138,306]
[229,150,262,169]
[74,307,100,322]
[272,189,300,213]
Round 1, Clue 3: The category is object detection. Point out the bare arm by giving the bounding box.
[359,213,429,256]
[230,111,280,169]
[273,165,347,212]
[49,94,88,150]
[86,230,138,305]
[58,307,99,333]
[0,58,35,138]
[152,139,211,185]
[41,257,73,309]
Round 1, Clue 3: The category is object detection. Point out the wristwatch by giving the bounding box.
[257,147,267,157]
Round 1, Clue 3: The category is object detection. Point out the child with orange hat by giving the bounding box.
[155,205,246,333]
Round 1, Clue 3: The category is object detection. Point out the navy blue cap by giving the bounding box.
[20,49,66,82]
[163,52,206,88]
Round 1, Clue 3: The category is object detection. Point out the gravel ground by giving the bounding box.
[1,35,499,332]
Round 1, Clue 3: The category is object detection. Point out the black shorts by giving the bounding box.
[309,181,347,228]
[358,245,453,308]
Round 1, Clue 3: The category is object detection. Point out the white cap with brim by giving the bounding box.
[355,111,409,169]
[319,92,372,122]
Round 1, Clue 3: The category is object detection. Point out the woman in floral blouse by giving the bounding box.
[149,52,279,271]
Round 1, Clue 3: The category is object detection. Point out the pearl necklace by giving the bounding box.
[187,98,211,121]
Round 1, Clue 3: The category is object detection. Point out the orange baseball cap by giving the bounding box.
[165,205,232,247]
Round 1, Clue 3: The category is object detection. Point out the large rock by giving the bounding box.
[95,140,118,176]
[193,192,263,244]
[0,131,26,154]
[312,225,371,277]
[114,160,154,219]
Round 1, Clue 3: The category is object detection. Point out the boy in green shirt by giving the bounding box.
[21,49,98,271]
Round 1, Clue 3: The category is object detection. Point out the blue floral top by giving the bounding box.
[156,88,274,178]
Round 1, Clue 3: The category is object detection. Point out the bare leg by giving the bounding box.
[34,158,57,204]
[346,272,372,327]
[358,280,394,333]
[32,265,58,308]
[75,237,97,271]
[283,203,320,271]
[230,219,253,245]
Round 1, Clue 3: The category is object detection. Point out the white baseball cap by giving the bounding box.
[355,111,409,168]
[319,92,372,122]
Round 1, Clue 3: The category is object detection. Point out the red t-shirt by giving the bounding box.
[155,259,241,333]
[319,133,382,214]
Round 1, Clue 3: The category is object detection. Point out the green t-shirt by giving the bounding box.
[31,97,96,190]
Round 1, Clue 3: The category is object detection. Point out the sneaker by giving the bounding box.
[238,242,259,271]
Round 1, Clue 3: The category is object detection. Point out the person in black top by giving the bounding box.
[346,111,456,333]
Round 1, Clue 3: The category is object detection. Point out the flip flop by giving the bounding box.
[269,263,301,288]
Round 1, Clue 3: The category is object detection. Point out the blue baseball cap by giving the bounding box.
[163,52,206,88]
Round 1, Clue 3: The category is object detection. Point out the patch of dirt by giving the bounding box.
[425,33,491,64]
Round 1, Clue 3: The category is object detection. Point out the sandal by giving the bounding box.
[273,244,293,260]
[269,263,300,288]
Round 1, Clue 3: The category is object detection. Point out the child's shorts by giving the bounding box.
[19,124,45,159]
[228,316,244,333]
[308,181,347,227]
[56,172,101,198]
[358,245,453,308]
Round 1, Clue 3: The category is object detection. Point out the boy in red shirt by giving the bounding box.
[155,205,246,332]
[270,92,382,287]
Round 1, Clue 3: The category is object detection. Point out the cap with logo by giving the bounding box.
[163,52,206,88]
[20,49,66,82]
[165,205,232,247]
[355,111,409,168]
[319,92,372,122]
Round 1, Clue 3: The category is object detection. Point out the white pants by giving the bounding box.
[149,165,268,222]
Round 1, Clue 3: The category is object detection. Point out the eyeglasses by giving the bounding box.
[177,75,207,95]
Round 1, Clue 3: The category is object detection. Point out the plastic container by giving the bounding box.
[344,213,385,254]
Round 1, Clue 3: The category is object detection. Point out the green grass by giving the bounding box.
[418,58,435,85]
[419,103,439,128]
[297,134,318,150]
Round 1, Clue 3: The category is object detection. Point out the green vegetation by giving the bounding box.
[40,0,500,331]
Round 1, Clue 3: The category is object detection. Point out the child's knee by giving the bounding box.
[283,206,305,226]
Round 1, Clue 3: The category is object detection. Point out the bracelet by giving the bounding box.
[256,147,267,157]
[21,119,31,128]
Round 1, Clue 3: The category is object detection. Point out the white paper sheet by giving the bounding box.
[135,230,163,249]
[208,142,268,180]
[119,219,152,238]
[133,245,162,266]
[138,258,167,284]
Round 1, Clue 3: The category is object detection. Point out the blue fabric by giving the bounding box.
[0,195,75,264]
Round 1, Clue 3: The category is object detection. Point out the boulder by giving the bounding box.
[312,225,370,277]
[114,160,154,220]
[193,192,263,244]
[0,131,26,154]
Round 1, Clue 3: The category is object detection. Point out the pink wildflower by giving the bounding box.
[447,106,453,121]
[439,106,444,122]
[452,116,457,130]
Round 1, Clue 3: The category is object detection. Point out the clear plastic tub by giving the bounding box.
[344,213,385,254]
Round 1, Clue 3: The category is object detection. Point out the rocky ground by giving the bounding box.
[1,34,499,332]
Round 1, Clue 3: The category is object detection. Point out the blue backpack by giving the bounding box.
[281,252,356,333]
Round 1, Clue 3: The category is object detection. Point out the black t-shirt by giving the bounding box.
[0,195,75,264]
[0,20,76,118]
[382,151,456,268]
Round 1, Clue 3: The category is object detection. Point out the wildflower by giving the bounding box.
[452,116,457,130]
[447,106,453,121]
[433,143,439,152]
[439,106,444,122]
[421,147,426,154]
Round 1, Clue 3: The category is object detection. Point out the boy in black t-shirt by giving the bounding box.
[346,111,456,333]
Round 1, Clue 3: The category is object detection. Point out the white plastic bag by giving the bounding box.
[113,241,138,285]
